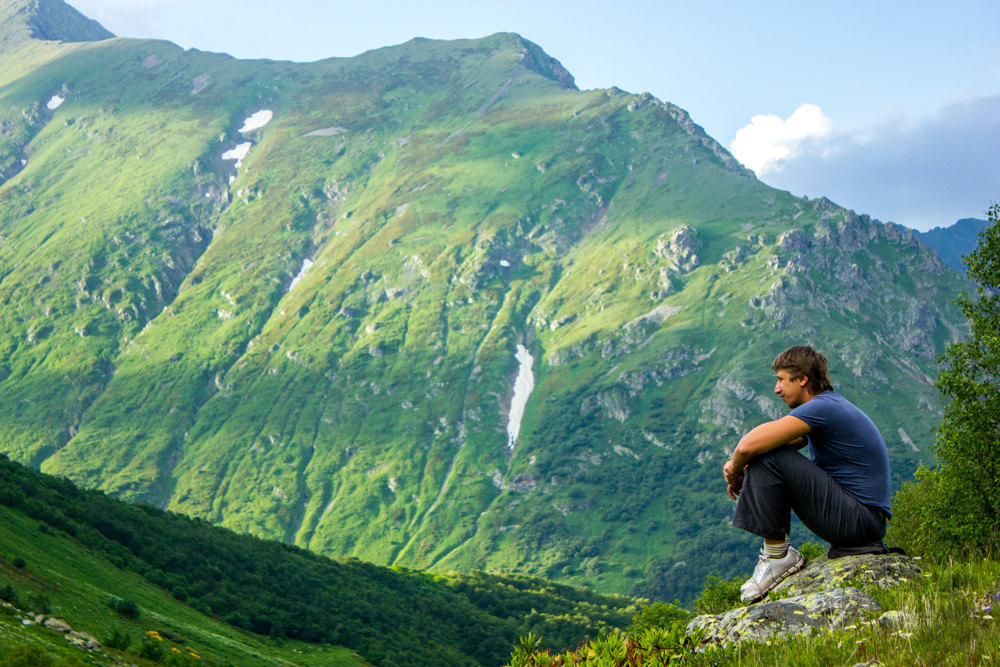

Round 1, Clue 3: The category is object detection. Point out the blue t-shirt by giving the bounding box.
[789,391,892,515]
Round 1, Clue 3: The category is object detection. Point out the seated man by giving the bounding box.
[723,346,892,603]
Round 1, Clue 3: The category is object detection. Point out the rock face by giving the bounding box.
[687,553,921,647]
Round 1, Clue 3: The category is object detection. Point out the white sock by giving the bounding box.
[764,540,789,559]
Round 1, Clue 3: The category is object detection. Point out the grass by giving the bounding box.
[506,557,1000,666]
[0,505,361,667]
[685,557,1000,666]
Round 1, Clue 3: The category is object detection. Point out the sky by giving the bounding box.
[66,0,1000,231]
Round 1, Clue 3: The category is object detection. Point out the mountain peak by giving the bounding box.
[510,33,577,89]
[1,0,114,52]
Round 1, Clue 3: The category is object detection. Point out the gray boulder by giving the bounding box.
[687,587,880,645]
[687,553,921,647]
[772,553,921,596]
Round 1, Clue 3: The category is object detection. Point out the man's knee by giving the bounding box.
[744,445,802,485]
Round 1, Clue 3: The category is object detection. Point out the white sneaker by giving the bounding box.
[740,546,805,603]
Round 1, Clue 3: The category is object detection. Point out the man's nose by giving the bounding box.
[774,381,781,394]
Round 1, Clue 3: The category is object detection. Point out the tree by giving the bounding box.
[891,203,1000,557]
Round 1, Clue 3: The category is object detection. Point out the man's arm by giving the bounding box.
[787,436,808,450]
[723,415,811,500]
[731,415,812,473]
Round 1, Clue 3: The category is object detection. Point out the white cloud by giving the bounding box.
[729,104,833,176]
[755,94,1000,231]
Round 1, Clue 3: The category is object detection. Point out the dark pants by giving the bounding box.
[731,445,886,547]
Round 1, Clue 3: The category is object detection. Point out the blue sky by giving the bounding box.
[67,0,1000,231]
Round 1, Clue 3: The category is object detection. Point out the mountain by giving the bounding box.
[0,0,113,52]
[915,217,990,273]
[0,0,972,604]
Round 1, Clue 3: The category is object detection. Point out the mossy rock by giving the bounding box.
[687,553,921,646]
[773,553,922,596]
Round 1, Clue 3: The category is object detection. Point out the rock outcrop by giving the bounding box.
[687,553,921,647]
[11,610,102,651]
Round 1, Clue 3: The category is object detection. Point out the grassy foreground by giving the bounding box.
[0,504,360,667]
[505,557,1000,666]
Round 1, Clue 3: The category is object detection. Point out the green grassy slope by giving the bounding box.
[0,454,640,666]
[0,1,973,606]
[0,503,362,667]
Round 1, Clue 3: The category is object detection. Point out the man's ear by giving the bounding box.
[797,375,810,388]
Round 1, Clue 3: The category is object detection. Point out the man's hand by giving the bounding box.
[723,460,744,500]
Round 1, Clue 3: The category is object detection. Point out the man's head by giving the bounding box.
[771,346,834,407]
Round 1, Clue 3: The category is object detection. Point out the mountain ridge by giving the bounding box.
[915,216,990,273]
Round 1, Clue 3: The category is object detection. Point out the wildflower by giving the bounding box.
[983,615,995,621]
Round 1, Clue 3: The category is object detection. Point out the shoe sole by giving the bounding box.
[742,554,806,604]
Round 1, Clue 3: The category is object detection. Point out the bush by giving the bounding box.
[797,541,826,562]
[692,574,743,615]
[139,638,165,662]
[28,594,50,615]
[109,597,141,620]
[103,629,132,651]
[0,584,18,606]
[625,600,691,635]
[12,557,25,568]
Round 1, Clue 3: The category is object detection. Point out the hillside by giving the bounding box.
[0,0,972,603]
[0,453,639,666]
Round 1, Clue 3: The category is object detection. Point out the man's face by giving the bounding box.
[774,369,810,408]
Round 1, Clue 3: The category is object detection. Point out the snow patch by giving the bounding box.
[239,110,273,133]
[499,260,510,267]
[288,258,314,292]
[507,344,535,449]
[222,142,252,168]
[46,95,64,110]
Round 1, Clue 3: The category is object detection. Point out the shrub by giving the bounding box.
[109,597,141,620]
[103,629,132,652]
[0,584,17,606]
[692,574,743,615]
[28,594,50,615]
[797,541,826,562]
[625,600,691,635]
[12,557,26,568]
[139,635,165,661]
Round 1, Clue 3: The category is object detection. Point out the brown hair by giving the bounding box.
[772,346,834,394]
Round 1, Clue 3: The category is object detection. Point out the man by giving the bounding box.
[722,346,892,603]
